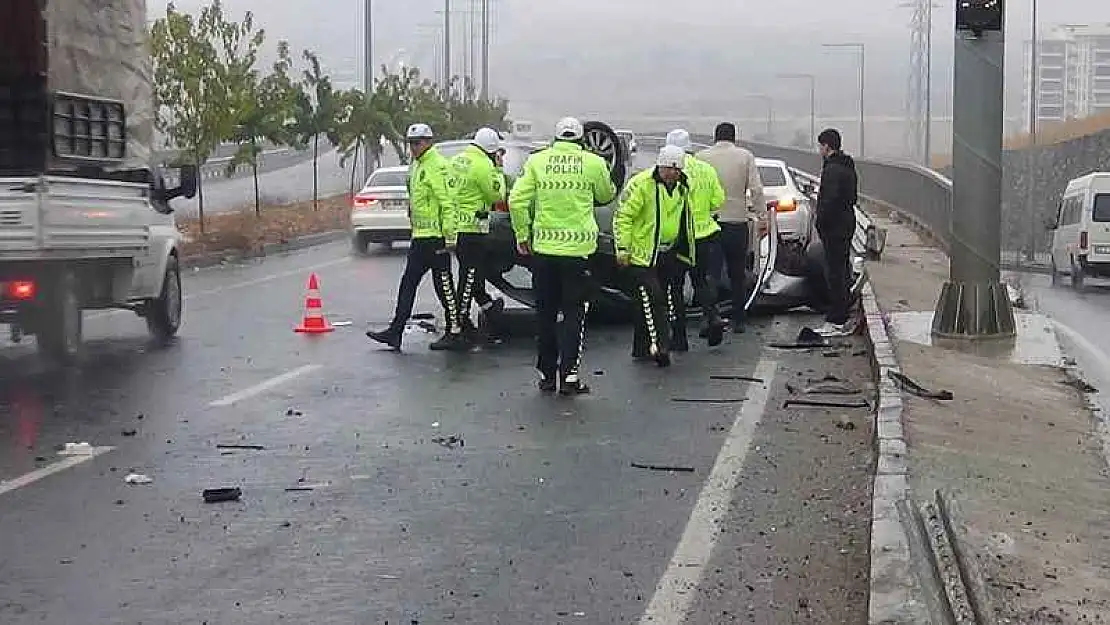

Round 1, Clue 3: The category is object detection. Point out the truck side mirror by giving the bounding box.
[166,164,198,201]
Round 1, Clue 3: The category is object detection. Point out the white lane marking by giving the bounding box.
[208,364,322,407]
[86,256,350,321]
[0,446,114,497]
[638,356,778,624]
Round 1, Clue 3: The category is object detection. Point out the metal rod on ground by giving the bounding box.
[932,2,1016,339]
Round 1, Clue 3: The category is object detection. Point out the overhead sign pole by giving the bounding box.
[932,0,1016,339]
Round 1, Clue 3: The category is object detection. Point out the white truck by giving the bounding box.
[0,0,197,363]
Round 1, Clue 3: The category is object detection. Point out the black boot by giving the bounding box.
[367,327,402,351]
[429,332,469,352]
[538,370,558,393]
[478,298,507,345]
[559,374,591,396]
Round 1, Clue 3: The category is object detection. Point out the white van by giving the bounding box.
[1049,172,1110,288]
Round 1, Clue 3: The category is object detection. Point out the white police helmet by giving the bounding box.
[405,123,435,140]
[554,117,584,141]
[473,127,502,153]
[656,145,686,169]
[665,129,692,152]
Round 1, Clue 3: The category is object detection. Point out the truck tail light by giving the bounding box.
[492,200,509,213]
[6,280,35,300]
[1080,231,1089,250]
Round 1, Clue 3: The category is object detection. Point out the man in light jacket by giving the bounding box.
[697,122,765,333]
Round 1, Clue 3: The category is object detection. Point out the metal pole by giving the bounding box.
[767,100,774,138]
[859,45,866,157]
[924,0,933,167]
[1025,0,1039,261]
[480,0,489,100]
[809,75,816,145]
[443,0,451,92]
[931,10,1015,339]
[363,0,374,180]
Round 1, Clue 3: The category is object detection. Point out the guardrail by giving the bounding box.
[637,132,1051,274]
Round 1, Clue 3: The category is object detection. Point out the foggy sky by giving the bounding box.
[153,0,1110,153]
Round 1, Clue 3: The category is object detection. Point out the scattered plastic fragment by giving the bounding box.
[803,381,862,395]
[331,320,354,327]
[432,434,464,449]
[216,444,265,451]
[124,473,153,485]
[58,442,95,456]
[631,462,696,473]
[202,487,242,503]
[887,370,954,400]
[121,429,137,437]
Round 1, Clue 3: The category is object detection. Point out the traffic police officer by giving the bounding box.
[613,145,697,367]
[367,123,466,352]
[508,117,616,395]
[666,129,727,348]
[449,127,508,344]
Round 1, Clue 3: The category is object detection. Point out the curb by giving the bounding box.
[180,229,348,270]
[860,281,931,623]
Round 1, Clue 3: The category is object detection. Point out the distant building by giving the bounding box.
[1023,24,1110,133]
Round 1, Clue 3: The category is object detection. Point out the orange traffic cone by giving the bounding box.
[294,273,335,334]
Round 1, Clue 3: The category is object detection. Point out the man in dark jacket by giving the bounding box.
[815,128,858,337]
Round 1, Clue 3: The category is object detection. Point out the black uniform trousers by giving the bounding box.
[531,254,592,380]
[629,251,688,355]
[387,237,461,334]
[455,232,495,324]
[691,231,725,325]
[819,227,853,325]
[718,221,751,322]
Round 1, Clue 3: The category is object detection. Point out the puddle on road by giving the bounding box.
[887,311,1063,367]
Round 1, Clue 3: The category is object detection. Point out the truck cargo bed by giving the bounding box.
[0,176,151,259]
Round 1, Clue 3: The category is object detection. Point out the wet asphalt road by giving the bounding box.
[1022,272,1110,412]
[0,240,875,624]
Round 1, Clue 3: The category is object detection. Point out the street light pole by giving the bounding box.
[924,0,933,167]
[823,42,866,156]
[480,0,490,100]
[1025,0,1039,261]
[363,0,374,180]
[443,0,451,92]
[778,73,817,146]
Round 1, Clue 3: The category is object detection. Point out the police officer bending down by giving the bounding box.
[508,117,616,395]
[665,129,727,348]
[614,145,697,368]
[367,123,466,352]
[449,127,508,345]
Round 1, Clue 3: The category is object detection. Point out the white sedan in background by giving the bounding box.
[350,165,410,253]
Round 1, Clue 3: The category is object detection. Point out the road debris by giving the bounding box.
[121,429,137,437]
[887,370,954,400]
[784,398,870,409]
[631,462,696,473]
[803,381,862,395]
[57,442,95,456]
[331,320,353,327]
[123,473,153,485]
[285,408,304,417]
[709,375,764,383]
[215,444,266,451]
[671,397,746,404]
[202,487,242,503]
[1062,376,1098,394]
[431,434,464,449]
[835,415,856,430]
